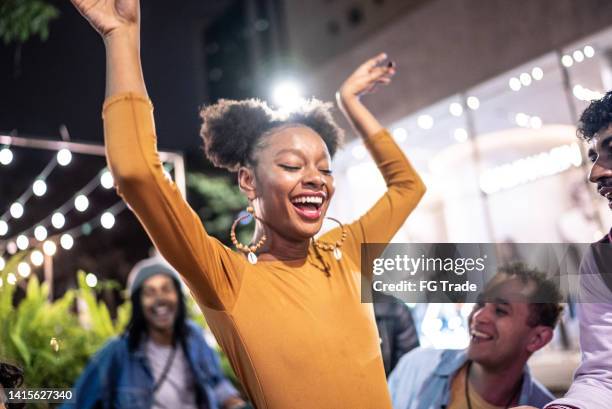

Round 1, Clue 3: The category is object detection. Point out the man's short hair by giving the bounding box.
[491,263,564,328]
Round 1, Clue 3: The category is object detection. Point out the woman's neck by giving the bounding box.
[252,223,310,261]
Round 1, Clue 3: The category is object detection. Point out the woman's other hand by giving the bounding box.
[338,52,395,102]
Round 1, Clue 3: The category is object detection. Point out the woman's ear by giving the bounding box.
[238,166,257,200]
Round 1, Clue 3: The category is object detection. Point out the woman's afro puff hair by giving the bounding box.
[200,98,344,172]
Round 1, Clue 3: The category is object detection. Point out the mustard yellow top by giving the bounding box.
[102,93,425,409]
[448,365,505,409]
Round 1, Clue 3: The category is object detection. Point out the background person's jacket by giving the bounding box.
[61,320,238,409]
[388,348,554,409]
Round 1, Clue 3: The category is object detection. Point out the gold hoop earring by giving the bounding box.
[230,206,266,264]
[312,217,347,260]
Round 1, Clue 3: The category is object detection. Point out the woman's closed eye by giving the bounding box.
[278,164,301,171]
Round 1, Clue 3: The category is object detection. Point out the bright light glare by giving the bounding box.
[272,81,303,112]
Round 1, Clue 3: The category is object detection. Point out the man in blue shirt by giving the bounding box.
[63,258,248,409]
[389,263,562,409]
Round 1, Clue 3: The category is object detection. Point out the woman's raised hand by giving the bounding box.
[70,0,139,38]
[339,53,395,100]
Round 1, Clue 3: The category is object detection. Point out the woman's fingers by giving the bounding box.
[361,52,388,72]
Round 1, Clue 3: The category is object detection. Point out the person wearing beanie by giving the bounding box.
[63,257,249,409]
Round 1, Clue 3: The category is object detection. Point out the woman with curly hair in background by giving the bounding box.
[70,0,425,407]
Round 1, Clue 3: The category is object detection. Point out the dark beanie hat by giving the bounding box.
[127,257,182,297]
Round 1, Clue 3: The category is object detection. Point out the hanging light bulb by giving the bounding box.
[74,195,89,212]
[16,234,29,250]
[51,212,66,229]
[17,262,31,278]
[43,240,57,256]
[57,149,72,166]
[34,225,48,241]
[10,202,24,219]
[101,212,115,229]
[0,220,8,236]
[85,273,98,287]
[0,147,13,165]
[7,273,17,285]
[30,250,44,267]
[60,233,74,250]
[32,179,47,197]
[100,170,114,189]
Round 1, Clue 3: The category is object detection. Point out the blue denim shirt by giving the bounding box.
[61,321,237,409]
[388,348,554,409]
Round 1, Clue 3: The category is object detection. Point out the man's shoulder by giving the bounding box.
[526,376,556,407]
[393,347,456,375]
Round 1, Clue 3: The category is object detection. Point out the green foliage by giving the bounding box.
[0,266,126,408]
[0,0,60,45]
[187,173,252,244]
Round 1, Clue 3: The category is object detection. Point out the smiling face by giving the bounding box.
[467,276,552,370]
[239,125,335,241]
[140,274,179,334]
[587,125,612,210]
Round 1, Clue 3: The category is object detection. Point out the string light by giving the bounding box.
[417,115,434,130]
[392,127,407,142]
[33,179,47,197]
[34,225,48,241]
[0,148,13,165]
[6,242,17,254]
[43,240,57,256]
[449,102,463,116]
[10,202,24,219]
[57,149,72,166]
[30,250,44,266]
[16,234,29,250]
[60,233,74,250]
[74,195,89,212]
[531,67,544,81]
[0,256,5,270]
[0,221,8,236]
[17,262,31,278]
[85,273,98,288]
[584,45,595,58]
[7,273,17,285]
[467,96,480,110]
[572,50,584,63]
[454,128,468,143]
[100,170,114,189]
[100,212,115,229]
[51,212,65,229]
[509,77,521,91]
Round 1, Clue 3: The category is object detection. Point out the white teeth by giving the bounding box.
[471,330,493,340]
[291,196,323,204]
[153,306,170,315]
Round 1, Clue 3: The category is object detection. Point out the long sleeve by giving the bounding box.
[103,93,244,311]
[321,129,426,270]
[545,246,612,409]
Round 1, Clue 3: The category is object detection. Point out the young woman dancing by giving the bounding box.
[71,0,425,407]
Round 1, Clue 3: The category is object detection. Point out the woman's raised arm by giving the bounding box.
[323,54,426,268]
[70,0,244,310]
[71,0,146,97]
